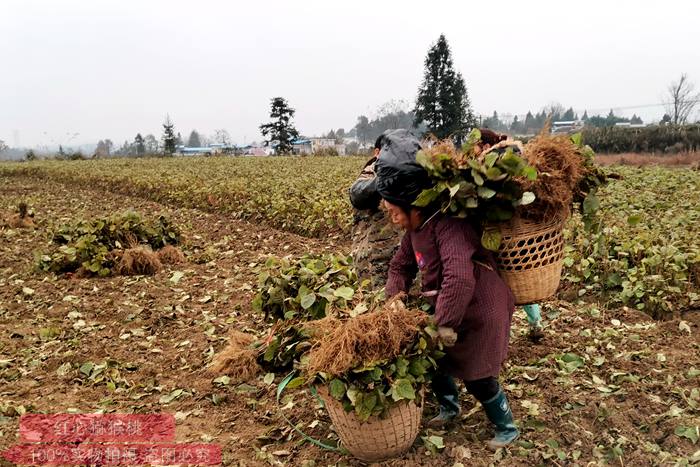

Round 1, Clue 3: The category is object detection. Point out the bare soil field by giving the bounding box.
[1,175,699,466]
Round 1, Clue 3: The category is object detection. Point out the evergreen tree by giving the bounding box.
[355,116,371,145]
[134,133,145,156]
[524,111,535,133]
[562,107,575,121]
[176,132,183,146]
[96,140,107,157]
[510,115,523,134]
[161,116,177,155]
[582,110,589,121]
[630,114,643,124]
[260,97,300,155]
[187,130,201,147]
[414,34,475,142]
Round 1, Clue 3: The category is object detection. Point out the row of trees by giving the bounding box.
[582,124,700,154]
[481,107,645,135]
[106,119,235,157]
[257,34,476,154]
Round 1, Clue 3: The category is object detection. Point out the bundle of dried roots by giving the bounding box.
[115,246,163,275]
[305,298,430,377]
[209,331,261,384]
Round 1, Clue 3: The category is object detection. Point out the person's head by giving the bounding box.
[382,200,423,231]
[373,135,384,157]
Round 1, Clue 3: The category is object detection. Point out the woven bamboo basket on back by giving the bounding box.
[495,214,566,305]
[319,389,422,462]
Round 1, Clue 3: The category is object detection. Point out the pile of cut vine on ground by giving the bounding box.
[211,253,443,420]
[414,129,608,249]
[211,253,372,381]
[35,210,184,277]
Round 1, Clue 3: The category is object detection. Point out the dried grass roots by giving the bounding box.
[521,133,585,221]
[157,245,186,264]
[306,299,429,377]
[7,202,36,228]
[210,331,261,384]
[115,246,163,275]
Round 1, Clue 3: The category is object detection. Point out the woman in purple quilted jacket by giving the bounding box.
[375,130,519,449]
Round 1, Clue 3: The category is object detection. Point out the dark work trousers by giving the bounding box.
[432,371,500,410]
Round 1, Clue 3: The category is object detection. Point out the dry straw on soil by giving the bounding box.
[115,246,163,275]
[7,202,35,228]
[306,298,429,377]
[157,245,186,264]
[209,331,261,383]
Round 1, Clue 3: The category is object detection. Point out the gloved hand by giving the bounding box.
[438,326,458,347]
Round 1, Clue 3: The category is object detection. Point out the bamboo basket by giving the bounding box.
[495,214,566,305]
[319,389,422,462]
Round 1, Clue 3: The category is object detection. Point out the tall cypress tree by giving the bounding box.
[162,116,176,156]
[260,97,300,155]
[414,34,475,142]
[134,133,145,156]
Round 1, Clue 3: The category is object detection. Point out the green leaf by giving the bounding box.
[485,167,503,180]
[285,377,305,389]
[477,186,496,199]
[427,435,444,449]
[263,373,275,385]
[519,191,536,205]
[159,389,184,404]
[395,357,409,377]
[627,214,642,226]
[415,150,433,171]
[300,292,316,310]
[263,337,280,362]
[523,166,538,181]
[329,379,347,400]
[481,229,502,251]
[333,286,354,300]
[570,133,583,147]
[484,152,499,168]
[413,188,441,207]
[583,193,600,215]
[675,425,699,444]
[79,362,94,377]
[169,270,185,284]
[390,378,416,401]
[213,375,230,386]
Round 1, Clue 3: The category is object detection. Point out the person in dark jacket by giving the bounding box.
[375,130,519,449]
[348,132,402,289]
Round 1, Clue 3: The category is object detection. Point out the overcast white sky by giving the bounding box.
[2,0,699,148]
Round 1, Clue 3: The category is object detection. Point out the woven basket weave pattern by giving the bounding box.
[320,391,422,462]
[496,215,566,304]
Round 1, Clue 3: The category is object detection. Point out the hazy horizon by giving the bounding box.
[2,0,700,149]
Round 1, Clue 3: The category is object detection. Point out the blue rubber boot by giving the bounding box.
[481,388,519,449]
[427,373,461,428]
[523,304,544,341]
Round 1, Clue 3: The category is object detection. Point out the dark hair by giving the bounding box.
[374,135,384,150]
[479,128,507,146]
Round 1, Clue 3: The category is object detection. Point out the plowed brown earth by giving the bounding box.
[1,175,698,466]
